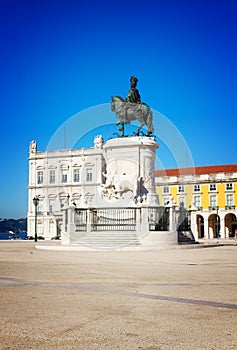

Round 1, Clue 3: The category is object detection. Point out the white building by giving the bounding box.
[28,137,105,239]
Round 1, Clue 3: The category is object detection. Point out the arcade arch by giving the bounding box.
[224,213,237,238]
[208,214,220,239]
[196,215,204,239]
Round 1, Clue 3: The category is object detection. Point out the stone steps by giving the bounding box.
[76,231,140,248]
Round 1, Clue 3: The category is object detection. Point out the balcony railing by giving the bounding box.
[47,211,63,217]
[225,205,235,210]
[208,206,219,210]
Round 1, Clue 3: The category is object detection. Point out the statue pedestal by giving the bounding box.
[102,136,159,207]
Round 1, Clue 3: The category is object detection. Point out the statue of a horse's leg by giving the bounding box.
[134,121,145,136]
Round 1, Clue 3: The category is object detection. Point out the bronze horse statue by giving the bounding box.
[111,96,154,136]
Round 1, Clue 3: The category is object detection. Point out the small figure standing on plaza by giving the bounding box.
[111,76,154,137]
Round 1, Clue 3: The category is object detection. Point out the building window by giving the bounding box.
[194,185,200,192]
[209,184,216,191]
[163,186,169,194]
[194,196,201,209]
[226,194,233,206]
[61,172,67,183]
[38,201,43,214]
[210,195,217,208]
[178,185,185,193]
[49,170,55,184]
[86,168,92,182]
[48,200,54,214]
[37,171,43,184]
[73,169,80,182]
[226,183,233,191]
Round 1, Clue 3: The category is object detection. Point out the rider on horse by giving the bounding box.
[126,76,141,104]
[124,76,143,121]
[111,76,154,136]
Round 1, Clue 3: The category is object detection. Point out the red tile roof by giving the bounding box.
[154,164,237,177]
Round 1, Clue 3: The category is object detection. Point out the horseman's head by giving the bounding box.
[130,76,138,88]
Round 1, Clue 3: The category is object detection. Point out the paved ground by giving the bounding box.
[0,241,237,350]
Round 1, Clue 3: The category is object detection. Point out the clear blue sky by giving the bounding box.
[1,0,237,218]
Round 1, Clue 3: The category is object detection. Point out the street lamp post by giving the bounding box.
[33,196,39,242]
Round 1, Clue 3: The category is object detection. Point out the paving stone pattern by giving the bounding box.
[0,241,237,350]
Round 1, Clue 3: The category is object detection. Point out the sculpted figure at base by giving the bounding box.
[101,170,139,202]
[111,76,154,137]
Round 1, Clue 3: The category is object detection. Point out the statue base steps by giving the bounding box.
[73,231,140,249]
[61,230,177,250]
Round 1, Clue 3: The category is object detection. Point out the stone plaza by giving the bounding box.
[0,241,236,350]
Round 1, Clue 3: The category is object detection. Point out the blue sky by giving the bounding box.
[1,0,237,218]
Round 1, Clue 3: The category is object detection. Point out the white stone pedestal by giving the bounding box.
[102,136,159,206]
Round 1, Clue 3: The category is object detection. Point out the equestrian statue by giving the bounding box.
[111,76,154,137]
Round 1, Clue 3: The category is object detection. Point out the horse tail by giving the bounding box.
[147,109,154,134]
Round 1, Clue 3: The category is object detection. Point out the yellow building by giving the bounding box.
[155,165,237,240]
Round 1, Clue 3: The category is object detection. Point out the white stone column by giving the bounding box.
[169,206,177,232]
[140,207,149,234]
[87,209,93,233]
[61,209,69,245]
[204,215,209,239]
[219,215,225,238]
[191,212,198,241]
[68,205,76,244]
[136,207,141,236]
